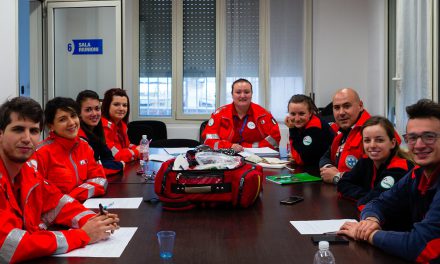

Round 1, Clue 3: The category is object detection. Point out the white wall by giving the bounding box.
[0,0,19,102]
[313,0,386,115]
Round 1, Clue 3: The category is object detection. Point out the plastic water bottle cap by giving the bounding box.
[318,241,329,250]
[142,135,147,139]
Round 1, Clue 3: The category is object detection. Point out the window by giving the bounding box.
[388,0,438,134]
[182,0,216,115]
[138,0,307,121]
[139,0,172,117]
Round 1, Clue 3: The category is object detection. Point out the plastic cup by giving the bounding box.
[157,231,176,259]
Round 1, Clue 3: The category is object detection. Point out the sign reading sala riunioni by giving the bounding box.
[67,39,103,55]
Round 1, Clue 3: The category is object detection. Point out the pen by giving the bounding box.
[103,202,114,210]
[99,203,105,215]
[275,176,293,179]
[99,203,115,234]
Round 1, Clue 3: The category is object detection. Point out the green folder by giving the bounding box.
[266,173,322,185]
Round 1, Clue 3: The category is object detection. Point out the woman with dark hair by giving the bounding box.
[284,94,335,167]
[34,97,107,202]
[337,116,413,211]
[76,90,124,175]
[101,88,139,162]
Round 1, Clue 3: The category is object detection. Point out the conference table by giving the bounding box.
[35,149,410,264]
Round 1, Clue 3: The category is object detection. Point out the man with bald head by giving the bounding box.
[319,88,371,184]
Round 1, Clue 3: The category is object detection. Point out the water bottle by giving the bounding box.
[139,135,150,173]
[313,241,335,264]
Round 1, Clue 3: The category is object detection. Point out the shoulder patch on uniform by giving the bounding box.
[208,118,214,126]
[345,155,358,169]
[380,176,395,189]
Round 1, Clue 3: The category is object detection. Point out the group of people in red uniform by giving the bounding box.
[0,87,139,262]
[203,81,440,263]
[0,78,439,263]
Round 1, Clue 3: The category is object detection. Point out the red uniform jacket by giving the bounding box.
[202,103,281,150]
[102,117,139,162]
[34,132,107,202]
[0,157,95,263]
[330,110,371,172]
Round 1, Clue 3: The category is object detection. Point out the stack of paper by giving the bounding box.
[240,147,279,157]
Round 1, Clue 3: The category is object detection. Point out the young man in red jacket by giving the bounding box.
[319,88,371,184]
[0,97,119,263]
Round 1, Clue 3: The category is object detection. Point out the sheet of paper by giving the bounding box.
[149,153,174,162]
[241,147,279,157]
[83,197,143,209]
[257,162,286,169]
[164,147,193,155]
[290,219,357,234]
[54,227,137,258]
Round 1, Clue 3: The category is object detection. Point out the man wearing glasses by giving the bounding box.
[338,99,440,263]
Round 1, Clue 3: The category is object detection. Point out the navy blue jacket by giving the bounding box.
[337,155,413,211]
[288,115,334,167]
[361,166,440,263]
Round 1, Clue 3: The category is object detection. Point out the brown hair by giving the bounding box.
[361,116,412,161]
[101,88,130,124]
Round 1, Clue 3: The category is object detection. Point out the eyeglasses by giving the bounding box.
[403,132,440,145]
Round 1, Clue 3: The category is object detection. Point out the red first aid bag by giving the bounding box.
[154,158,263,210]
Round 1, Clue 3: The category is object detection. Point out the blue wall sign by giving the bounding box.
[68,39,103,55]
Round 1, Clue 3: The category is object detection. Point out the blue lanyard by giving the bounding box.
[238,115,249,144]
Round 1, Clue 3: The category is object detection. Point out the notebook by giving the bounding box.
[266,173,321,185]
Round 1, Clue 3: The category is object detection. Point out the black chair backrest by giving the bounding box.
[127,120,167,145]
[199,120,209,144]
[149,138,200,148]
[318,102,335,123]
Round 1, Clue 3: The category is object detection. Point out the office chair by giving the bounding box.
[149,138,200,148]
[127,120,167,144]
[318,102,335,123]
[199,120,209,144]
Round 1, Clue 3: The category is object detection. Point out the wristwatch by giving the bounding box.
[332,172,341,184]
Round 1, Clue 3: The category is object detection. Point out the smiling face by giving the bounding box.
[332,89,364,130]
[49,109,80,139]
[406,117,440,172]
[362,124,396,167]
[109,95,128,123]
[232,81,252,110]
[80,98,101,128]
[287,102,312,129]
[0,112,41,164]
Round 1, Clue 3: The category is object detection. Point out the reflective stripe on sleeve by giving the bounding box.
[87,177,108,190]
[41,194,74,226]
[0,228,26,263]
[51,231,68,254]
[252,142,259,148]
[111,146,119,156]
[78,183,95,198]
[71,210,96,228]
[206,134,220,140]
[213,142,220,150]
[128,149,136,160]
[265,135,279,148]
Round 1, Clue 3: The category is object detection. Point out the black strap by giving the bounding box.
[161,161,173,194]
[237,166,255,207]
